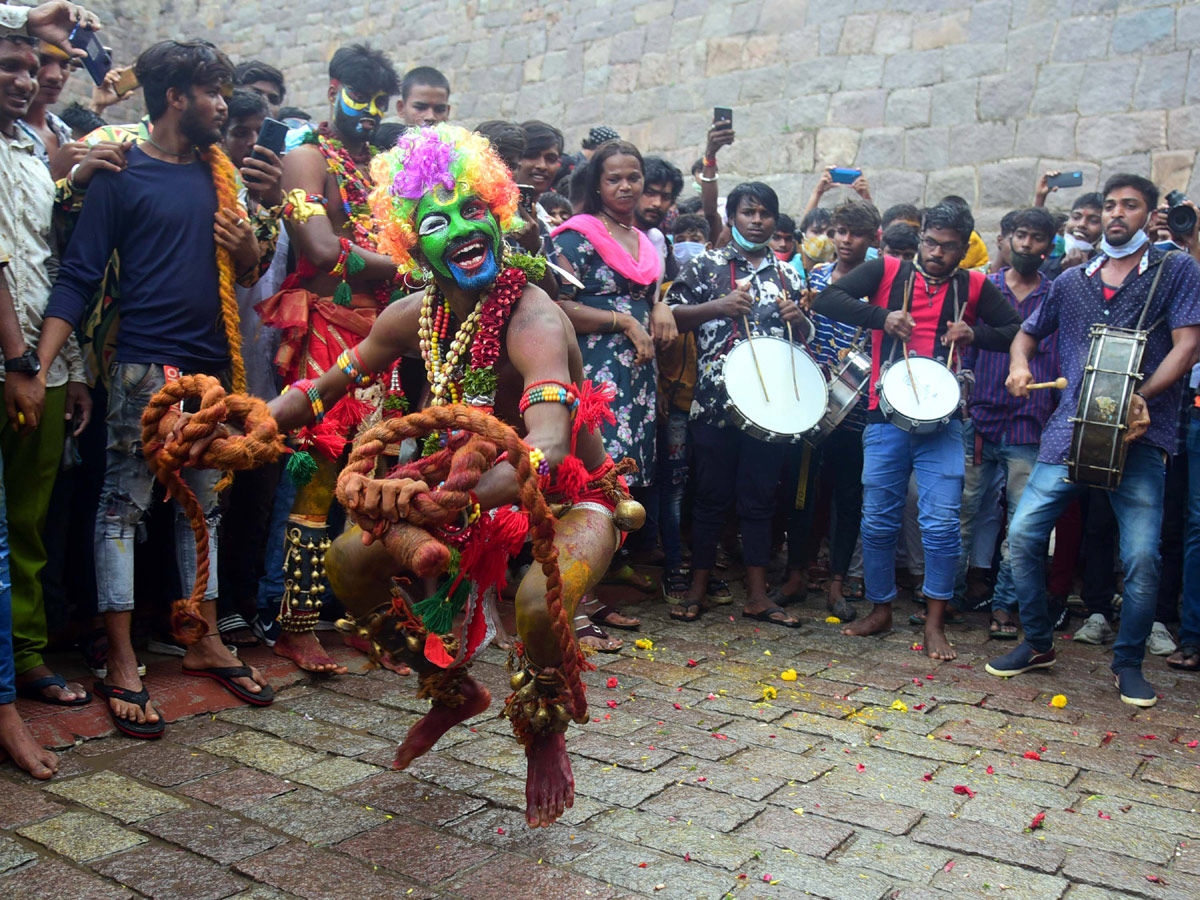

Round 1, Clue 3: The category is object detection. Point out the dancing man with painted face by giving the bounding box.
[252,44,405,674]
[813,202,1021,662]
[266,124,633,828]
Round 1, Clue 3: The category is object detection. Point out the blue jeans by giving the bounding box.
[1008,443,1166,671]
[656,410,688,570]
[1181,416,1200,649]
[96,364,221,613]
[0,449,14,703]
[861,421,964,604]
[955,435,1039,613]
[256,466,298,622]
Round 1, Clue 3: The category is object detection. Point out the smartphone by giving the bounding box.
[1046,171,1084,189]
[68,24,112,86]
[713,106,733,128]
[516,183,537,208]
[113,67,139,97]
[829,167,862,185]
[251,117,289,162]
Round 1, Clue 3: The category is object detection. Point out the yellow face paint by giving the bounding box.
[338,86,387,120]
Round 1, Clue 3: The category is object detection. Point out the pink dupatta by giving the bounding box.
[551,214,662,286]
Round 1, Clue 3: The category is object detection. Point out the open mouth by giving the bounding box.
[449,237,490,272]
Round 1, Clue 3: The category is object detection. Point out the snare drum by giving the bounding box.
[810,346,872,444]
[877,356,961,434]
[724,335,828,442]
[1067,325,1146,490]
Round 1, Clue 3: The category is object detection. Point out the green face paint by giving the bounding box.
[415,185,504,289]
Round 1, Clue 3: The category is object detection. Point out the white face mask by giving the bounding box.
[1063,232,1094,254]
[1100,228,1149,259]
[673,241,706,265]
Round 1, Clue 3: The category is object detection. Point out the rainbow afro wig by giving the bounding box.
[369,123,520,274]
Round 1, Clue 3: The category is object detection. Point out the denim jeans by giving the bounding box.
[1180,416,1200,649]
[96,363,221,613]
[1008,443,1166,672]
[656,410,689,570]
[0,449,14,703]
[256,465,298,621]
[955,435,1038,613]
[861,420,964,604]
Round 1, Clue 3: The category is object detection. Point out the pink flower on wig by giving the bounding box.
[391,130,456,199]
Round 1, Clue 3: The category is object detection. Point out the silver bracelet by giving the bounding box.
[67,163,85,192]
[697,172,719,183]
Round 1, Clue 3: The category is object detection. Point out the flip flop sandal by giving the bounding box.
[16,673,92,707]
[93,681,165,739]
[1167,645,1200,671]
[989,616,1020,640]
[589,604,641,631]
[767,586,807,607]
[670,600,702,622]
[182,665,275,706]
[908,609,967,627]
[663,567,691,604]
[743,605,802,628]
[706,579,734,605]
[826,598,857,622]
[573,621,622,653]
[217,614,262,648]
[600,563,658,593]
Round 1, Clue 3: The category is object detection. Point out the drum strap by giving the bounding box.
[1134,250,1176,331]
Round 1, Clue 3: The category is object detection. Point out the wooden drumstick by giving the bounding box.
[742,314,770,402]
[900,275,920,403]
[786,321,800,400]
[1026,377,1068,391]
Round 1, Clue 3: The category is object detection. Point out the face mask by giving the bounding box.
[802,234,834,263]
[673,241,706,265]
[731,224,770,252]
[1100,228,1149,259]
[1063,232,1094,255]
[1009,249,1044,276]
[415,185,503,290]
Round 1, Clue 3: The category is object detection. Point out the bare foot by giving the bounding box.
[589,607,641,629]
[842,602,892,637]
[16,665,88,703]
[342,633,410,675]
[924,623,957,660]
[525,732,574,827]
[394,675,490,769]
[183,634,272,694]
[275,630,349,675]
[0,703,58,779]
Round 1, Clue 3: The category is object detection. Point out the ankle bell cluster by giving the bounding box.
[503,666,574,738]
[279,526,332,632]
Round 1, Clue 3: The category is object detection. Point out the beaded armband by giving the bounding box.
[283,378,325,424]
[281,188,327,224]
[518,380,580,416]
[527,446,551,478]
[336,347,374,386]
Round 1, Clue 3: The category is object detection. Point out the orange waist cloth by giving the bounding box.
[255,287,379,385]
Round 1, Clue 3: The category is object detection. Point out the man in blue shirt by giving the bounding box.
[37,39,273,738]
[988,175,1200,707]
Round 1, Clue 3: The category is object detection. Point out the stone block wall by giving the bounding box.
[65,0,1200,232]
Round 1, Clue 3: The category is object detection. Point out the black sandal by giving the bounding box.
[182,665,274,706]
[574,620,623,652]
[670,600,702,622]
[1167,644,1200,671]
[989,614,1020,640]
[16,674,92,707]
[93,681,165,739]
[663,567,691,603]
[743,605,802,628]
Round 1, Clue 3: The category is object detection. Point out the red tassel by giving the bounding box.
[554,454,589,505]
[572,380,617,452]
[458,508,529,595]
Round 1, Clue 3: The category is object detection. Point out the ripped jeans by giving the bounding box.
[96,363,222,613]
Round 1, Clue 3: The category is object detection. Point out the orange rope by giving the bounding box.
[203,145,248,395]
[141,374,286,643]
[339,405,588,724]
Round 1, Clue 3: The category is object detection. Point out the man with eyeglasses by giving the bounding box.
[813,201,1021,662]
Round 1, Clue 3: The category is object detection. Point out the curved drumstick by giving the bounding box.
[1026,377,1068,391]
[900,275,920,403]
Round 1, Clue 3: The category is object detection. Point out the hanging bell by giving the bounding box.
[613,498,646,532]
[510,671,528,691]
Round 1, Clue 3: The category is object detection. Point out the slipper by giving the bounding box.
[588,605,641,631]
[826,598,857,622]
[92,681,164,739]
[670,600,702,622]
[182,665,274,706]
[16,673,92,707]
[662,567,691,604]
[706,578,734,605]
[842,577,865,600]
[743,605,802,628]
[217,614,261,648]
[1167,645,1200,671]
[574,621,622,653]
[767,587,807,607]
[989,616,1020,640]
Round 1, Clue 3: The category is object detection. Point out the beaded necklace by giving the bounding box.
[317,127,375,251]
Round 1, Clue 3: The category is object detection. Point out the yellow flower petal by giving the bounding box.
[825,616,842,624]
[1050,694,1068,708]
[634,638,653,650]
[890,699,908,712]
[762,686,778,700]
[780,668,798,681]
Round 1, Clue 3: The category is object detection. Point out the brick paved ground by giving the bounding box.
[2,576,1199,900]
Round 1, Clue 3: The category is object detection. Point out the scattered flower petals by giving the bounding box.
[684,852,691,862]
[911,643,924,651]
[890,700,909,712]
[825,616,842,624]
[673,702,683,710]
[1028,813,1046,831]
[1097,811,1111,819]
[912,703,926,710]
[921,772,933,782]
[856,763,866,772]
[687,659,698,667]
[926,674,935,680]
[780,668,798,681]
[762,685,778,701]
[943,861,956,872]
[497,827,506,834]
[1145,874,1168,885]
[707,693,717,700]
[953,785,976,798]
[606,677,619,689]
[762,874,774,883]
[1141,734,1158,740]
[637,862,648,868]
[1050,694,1068,708]
[1024,751,1042,760]
[1188,740,1199,748]
[606,700,618,709]
[634,638,653,650]
[986,765,995,775]
[763,649,772,656]
[697,776,706,782]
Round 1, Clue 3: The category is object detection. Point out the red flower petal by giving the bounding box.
[952,785,976,798]
[1024,751,1042,760]
[606,677,619,689]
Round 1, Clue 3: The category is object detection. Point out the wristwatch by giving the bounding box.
[4,350,41,375]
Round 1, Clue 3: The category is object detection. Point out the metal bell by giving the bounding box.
[613,498,646,532]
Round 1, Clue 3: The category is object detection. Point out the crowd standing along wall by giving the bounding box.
[68,0,1200,232]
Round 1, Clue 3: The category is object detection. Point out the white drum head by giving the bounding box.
[725,336,828,436]
[880,357,960,422]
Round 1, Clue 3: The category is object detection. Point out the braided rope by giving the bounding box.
[338,405,588,724]
[202,145,248,395]
[141,374,286,643]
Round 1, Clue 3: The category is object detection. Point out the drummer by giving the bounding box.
[987,174,1200,708]
[812,201,1021,660]
[665,181,813,626]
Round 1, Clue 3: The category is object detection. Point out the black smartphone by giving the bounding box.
[69,24,112,86]
[251,117,289,162]
[516,183,537,208]
[713,106,733,128]
[1046,171,1083,189]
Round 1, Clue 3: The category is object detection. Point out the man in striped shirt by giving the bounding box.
[956,208,1058,639]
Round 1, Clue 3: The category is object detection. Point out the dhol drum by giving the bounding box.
[1067,325,1146,490]
[809,346,872,444]
[723,335,828,442]
[877,355,961,434]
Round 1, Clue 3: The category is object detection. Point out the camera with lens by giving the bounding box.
[1165,189,1197,238]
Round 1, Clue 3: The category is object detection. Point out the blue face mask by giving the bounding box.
[731,224,770,252]
[673,241,706,265]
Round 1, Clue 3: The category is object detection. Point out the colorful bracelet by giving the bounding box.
[519,380,579,415]
[527,445,551,478]
[336,346,374,386]
[330,237,351,276]
[466,490,482,525]
[284,378,325,424]
[702,156,717,168]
